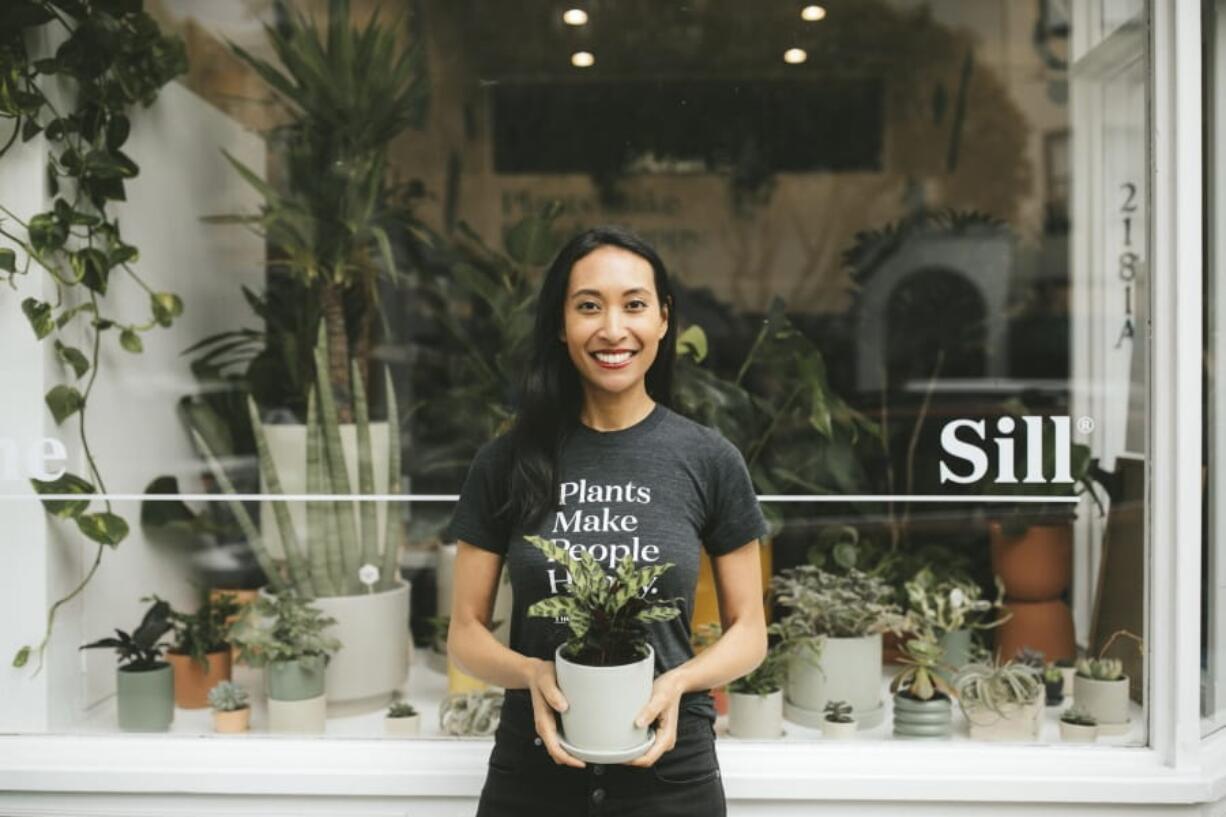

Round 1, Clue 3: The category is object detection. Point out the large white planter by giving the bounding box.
[963,699,1042,741]
[258,581,410,708]
[260,422,391,561]
[554,643,654,761]
[1073,675,1130,734]
[437,542,512,645]
[784,634,883,729]
[728,689,784,739]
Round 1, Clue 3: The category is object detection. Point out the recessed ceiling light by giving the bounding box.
[783,48,808,64]
[562,9,589,26]
[801,5,827,22]
[571,51,595,68]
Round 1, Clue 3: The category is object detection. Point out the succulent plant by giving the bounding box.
[889,634,955,701]
[824,700,855,723]
[207,680,250,712]
[523,534,681,666]
[440,690,503,736]
[1015,647,1046,671]
[954,658,1043,716]
[1061,706,1097,727]
[387,701,418,718]
[1043,664,1064,684]
[1076,657,1124,681]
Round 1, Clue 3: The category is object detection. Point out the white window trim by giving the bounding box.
[0,0,1218,808]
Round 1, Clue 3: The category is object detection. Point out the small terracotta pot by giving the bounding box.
[212,706,250,733]
[994,599,1076,663]
[711,686,729,716]
[988,521,1072,602]
[167,649,232,709]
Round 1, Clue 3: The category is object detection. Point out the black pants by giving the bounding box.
[475,698,726,817]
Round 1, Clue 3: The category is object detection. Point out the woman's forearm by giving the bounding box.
[447,618,540,690]
[667,618,768,694]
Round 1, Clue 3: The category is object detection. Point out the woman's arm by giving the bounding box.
[627,538,767,766]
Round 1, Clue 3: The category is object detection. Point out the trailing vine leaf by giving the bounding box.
[75,512,130,547]
[21,297,53,338]
[44,384,84,423]
[53,340,89,378]
[119,328,143,353]
[29,472,95,518]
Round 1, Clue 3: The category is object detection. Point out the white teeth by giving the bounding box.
[594,351,633,364]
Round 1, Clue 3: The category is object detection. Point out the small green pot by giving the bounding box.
[892,692,953,738]
[937,629,972,674]
[266,655,327,701]
[116,663,174,732]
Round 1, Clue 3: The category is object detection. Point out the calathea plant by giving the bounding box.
[3,1,187,672]
[769,565,909,659]
[523,535,681,666]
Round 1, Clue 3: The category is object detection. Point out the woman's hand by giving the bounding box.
[526,657,586,768]
[624,669,687,767]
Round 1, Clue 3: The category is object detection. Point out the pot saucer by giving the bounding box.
[558,729,656,764]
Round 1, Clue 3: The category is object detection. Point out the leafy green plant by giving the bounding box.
[193,323,402,598]
[903,567,1008,637]
[954,658,1042,717]
[387,701,417,718]
[79,598,173,671]
[208,680,249,712]
[3,1,187,673]
[1061,706,1097,727]
[1076,628,1142,680]
[1043,664,1063,685]
[1014,647,1046,672]
[823,700,854,724]
[889,634,955,701]
[728,646,787,696]
[522,534,682,666]
[440,689,502,736]
[769,565,909,648]
[144,591,241,674]
[226,589,341,667]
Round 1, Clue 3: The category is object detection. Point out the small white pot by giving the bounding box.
[1059,665,1077,698]
[728,689,784,739]
[1073,675,1129,730]
[554,643,654,754]
[822,718,858,739]
[963,699,1042,742]
[1059,720,1098,743]
[385,713,422,736]
[267,692,327,734]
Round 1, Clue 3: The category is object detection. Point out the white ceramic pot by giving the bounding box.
[785,634,883,729]
[385,713,422,736]
[261,580,411,708]
[554,643,654,754]
[437,542,512,645]
[1059,719,1098,743]
[1073,675,1130,731]
[1059,665,1077,698]
[822,719,858,739]
[728,689,784,739]
[267,692,327,733]
[260,422,391,561]
[963,699,1042,741]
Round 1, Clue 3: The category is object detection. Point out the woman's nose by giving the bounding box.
[601,308,625,338]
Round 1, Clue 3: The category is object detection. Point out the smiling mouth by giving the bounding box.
[591,350,637,368]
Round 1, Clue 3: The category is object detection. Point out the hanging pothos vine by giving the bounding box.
[0,1,187,672]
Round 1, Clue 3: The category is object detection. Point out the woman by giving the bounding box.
[446,225,769,817]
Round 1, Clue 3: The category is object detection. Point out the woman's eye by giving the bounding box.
[627,299,648,310]
[577,301,599,312]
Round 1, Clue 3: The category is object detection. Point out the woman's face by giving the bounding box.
[559,245,670,399]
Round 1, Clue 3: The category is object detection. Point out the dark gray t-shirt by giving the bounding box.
[445,402,769,720]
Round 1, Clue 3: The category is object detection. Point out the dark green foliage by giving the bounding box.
[79,598,174,671]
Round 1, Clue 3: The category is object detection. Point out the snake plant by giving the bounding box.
[193,323,401,597]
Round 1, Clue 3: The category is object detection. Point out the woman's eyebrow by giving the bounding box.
[570,287,652,299]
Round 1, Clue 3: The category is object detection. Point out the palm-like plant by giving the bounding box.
[523,535,682,666]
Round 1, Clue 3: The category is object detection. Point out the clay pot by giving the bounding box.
[994,599,1076,663]
[988,521,1072,602]
[711,686,730,716]
[168,649,232,709]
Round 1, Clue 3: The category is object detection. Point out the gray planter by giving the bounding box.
[728,689,784,739]
[937,629,972,674]
[266,655,327,701]
[892,692,953,738]
[1073,675,1130,733]
[116,663,174,732]
[784,634,883,729]
[554,643,654,761]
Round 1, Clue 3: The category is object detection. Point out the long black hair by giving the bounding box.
[504,225,678,531]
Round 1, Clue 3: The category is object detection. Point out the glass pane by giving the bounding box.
[0,0,1150,750]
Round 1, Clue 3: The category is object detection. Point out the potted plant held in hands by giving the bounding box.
[822,700,857,739]
[890,634,956,738]
[147,592,241,709]
[727,646,787,739]
[228,589,341,733]
[80,599,176,732]
[208,681,251,733]
[770,566,909,730]
[523,535,682,763]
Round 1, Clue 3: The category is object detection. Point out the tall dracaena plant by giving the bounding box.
[1,1,186,672]
[214,0,427,419]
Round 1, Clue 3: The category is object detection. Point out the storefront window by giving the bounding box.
[1,0,1150,749]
